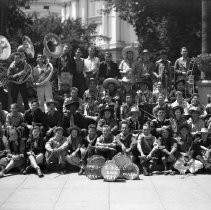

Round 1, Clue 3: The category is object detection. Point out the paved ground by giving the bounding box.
[0,172,211,210]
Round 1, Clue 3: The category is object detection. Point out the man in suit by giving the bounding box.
[98,52,120,84]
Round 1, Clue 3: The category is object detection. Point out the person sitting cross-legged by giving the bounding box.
[23,126,45,177]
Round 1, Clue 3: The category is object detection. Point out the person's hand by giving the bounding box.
[147,154,152,160]
[122,145,126,152]
[169,154,176,161]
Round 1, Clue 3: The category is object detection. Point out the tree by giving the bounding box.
[104,0,201,61]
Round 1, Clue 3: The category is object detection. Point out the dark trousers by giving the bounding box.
[10,83,29,110]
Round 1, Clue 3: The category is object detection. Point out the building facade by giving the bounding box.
[22,0,138,62]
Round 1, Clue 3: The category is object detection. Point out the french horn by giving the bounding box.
[43,33,63,58]
[0,35,11,60]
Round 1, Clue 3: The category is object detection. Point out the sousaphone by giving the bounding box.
[0,35,11,60]
[43,33,63,58]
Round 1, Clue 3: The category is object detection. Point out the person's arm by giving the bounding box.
[57,138,68,152]
[45,139,54,152]
[137,135,145,156]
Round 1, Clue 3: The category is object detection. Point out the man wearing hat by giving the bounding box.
[45,127,68,173]
[119,46,138,80]
[62,98,96,137]
[98,52,120,84]
[187,106,205,134]
[97,105,118,135]
[150,107,172,138]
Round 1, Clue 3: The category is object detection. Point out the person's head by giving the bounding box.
[201,129,209,141]
[121,121,130,136]
[176,80,185,91]
[88,46,95,57]
[174,107,183,119]
[157,82,163,92]
[70,87,78,98]
[70,127,79,138]
[175,91,183,102]
[67,103,78,115]
[89,78,97,89]
[104,94,112,104]
[157,94,164,104]
[108,83,116,92]
[14,52,22,64]
[126,51,133,60]
[88,124,97,137]
[36,54,45,64]
[9,128,19,142]
[130,107,139,120]
[75,48,82,58]
[102,125,111,138]
[142,49,150,61]
[30,100,39,112]
[10,103,18,114]
[104,110,112,119]
[32,126,40,138]
[161,128,170,139]
[179,125,189,137]
[54,127,64,139]
[191,94,199,105]
[47,102,56,112]
[105,52,112,63]
[160,50,167,60]
[126,95,132,104]
[140,82,148,91]
[180,47,188,57]
[157,108,166,119]
[143,123,150,136]
[87,95,95,105]
[63,43,71,54]
[190,110,200,120]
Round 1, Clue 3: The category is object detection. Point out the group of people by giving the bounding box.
[0,42,211,179]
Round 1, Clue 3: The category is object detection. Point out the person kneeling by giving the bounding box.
[23,126,45,177]
[45,127,68,174]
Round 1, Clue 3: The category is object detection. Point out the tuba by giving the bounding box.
[43,33,63,58]
[0,35,11,60]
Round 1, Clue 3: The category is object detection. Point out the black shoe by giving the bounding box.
[142,167,149,176]
[22,166,33,175]
[78,168,84,175]
[36,167,44,178]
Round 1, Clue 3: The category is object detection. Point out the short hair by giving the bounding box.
[33,126,40,131]
[120,120,129,127]
[70,87,78,93]
[175,91,183,97]
[88,46,96,52]
[63,43,71,48]
[160,49,167,55]
[31,99,39,105]
[181,47,187,52]
[143,123,150,129]
[192,93,199,98]
[102,125,110,130]
[88,124,96,130]
[105,52,112,57]
[14,52,21,57]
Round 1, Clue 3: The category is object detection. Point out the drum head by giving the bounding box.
[112,153,132,170]
[85,156,106,180]
[101,161,120,182]
[122,163,139,180]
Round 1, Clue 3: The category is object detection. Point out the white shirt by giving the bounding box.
[84,56,100,73]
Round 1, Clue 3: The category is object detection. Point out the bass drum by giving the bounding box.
[85,155,106,180]
[122,163,139,180]
[33,63,54,87]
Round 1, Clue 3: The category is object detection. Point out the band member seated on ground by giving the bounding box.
[137,123,158,176]
[120,95,135,120]
[171,91,190,114]
[170,105,186,135]
[173,123,203,174]
[0,128,26,178]
[169,79,191,103]
[192,128,211,172]
[63,87,83,114]
[114,120,138,162]
[98,52,120,85]
[155,127,177,175]
[45,100,62,141]
[62,99,96,137]
[65,126,86,175]
[0,124,9,168]
[23,100,47,136]
[82,94,100,119]
[150,107,172,138]
[95,125,117,160]
[187,106,205,134]
[23,126,45,177]
[83,78,100,103]
[7,52,30,110]
[0,102,8,126]
[126,106,145,132]
[33,54,53,112]
[153,94,171,119]
[45,127,68,174]
[97,105,118,135]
